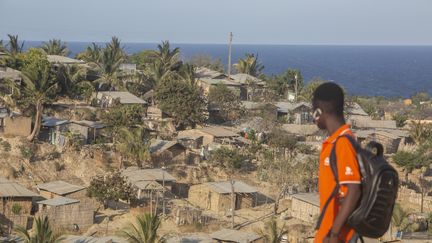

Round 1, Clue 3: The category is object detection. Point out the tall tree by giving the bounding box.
[208,84,243,122]
[115,127,150,168]
[14,216,64,243]
[41,39,70,56]
[12,49,58,141]
[0,34,25,69]
[151,41,181,72]
[119,214,165,243]
[235,53,264,77]
[298,79,325,102]
[75,42,102,63]
[55,64,88,97]
[155,78,206,129]
[275,69,303,100]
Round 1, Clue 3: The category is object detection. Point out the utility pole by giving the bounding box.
[228,32,233,80]
[294,73,298,103]
[162,166,166,216]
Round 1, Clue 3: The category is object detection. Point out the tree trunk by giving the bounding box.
[230,178,235,229]
[274,183,288,215]
[421,191,424,213]
[27,102,43,141]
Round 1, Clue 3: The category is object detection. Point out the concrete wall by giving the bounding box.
[3,116,32,137]
[36,201,94,232]
[291,198,320,224]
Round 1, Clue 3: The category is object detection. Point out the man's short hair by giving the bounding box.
[312,82,344,116]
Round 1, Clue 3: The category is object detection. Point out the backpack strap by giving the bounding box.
[315,135,342,230]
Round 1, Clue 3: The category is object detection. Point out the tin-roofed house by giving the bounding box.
[36,196,94,232]
[276,102,313,124]
[67,120,105,144]
[290,193,320,224]
[36,180,87,200]
[0,177,40,230]
[122,168,177,201]
[47,55,85,66]
[96,91,147,108]
[188,181,258,212]
[39,116,70,146]
[211,229,264,243]
[149,140,187,166]
[355,129,407,154]
[197,126,240,146]
[231,73,267,101]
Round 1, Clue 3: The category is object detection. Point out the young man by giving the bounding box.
[312,82,361,243]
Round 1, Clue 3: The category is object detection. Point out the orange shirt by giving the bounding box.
[315,124,361,243]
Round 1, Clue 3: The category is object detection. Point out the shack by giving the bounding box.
[198,126,240,146]
[39,116,69,146]
[149,140,187,165]
[36,197,94,231]
[36,180,86,200]
[290,193,320,224]
[122,168,177,200]
[0,177,39,230]
[282,124,324,142]
[188,181,258,212]
[67,120,105,144]
[355,129,405,154]
[96,91,147,108]
[0,109,32,137]
[276,102,313,124]
[210,229,264,243]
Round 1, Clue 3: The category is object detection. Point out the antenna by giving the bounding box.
[228,32,233,80]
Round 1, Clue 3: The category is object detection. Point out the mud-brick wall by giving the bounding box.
[37,201,94,232]
[0,197,33,229]
[4,117,31,137]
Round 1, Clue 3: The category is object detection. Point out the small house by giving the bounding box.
[355,129,409,154]
[188,181,258,212]
[282,124,323,142]
[242,101,278,119]
[47,55,85,65]
[291,193,320,224]
[149,140,187,165]
[39,116,70,146]
[36,180,86,200]
[198,78,247,100]
[210,229,264,243]
[0,109,32,137]
[96,91,147,108]
[67,120,105,144]
[231,74,267,101]
[276,102,313,124]
[0,177,39,230]
[122,168,177,200]
[349,117,397,130]
[346,102,370,120]
[198,126,240,146]
[0,67,21,94]
[177,134,204,149]
[36,197,94,231]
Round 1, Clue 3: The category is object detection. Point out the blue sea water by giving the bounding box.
[24,41,432,98]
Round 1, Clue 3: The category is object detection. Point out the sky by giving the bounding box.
[0,0,431,45]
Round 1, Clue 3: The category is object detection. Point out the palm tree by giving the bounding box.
[1,34,24,69]
[409,120,432,145]
[41,39,70,56]
[115,127,150,168]
[119,214,165,243]
[152,41,180,70]
[259,217,286,243]
[178,63,197,86]
[56,64,88,97]
[14,216,64,243]
[76,42,102,63]
[19,64,58,141]
[234,53,264,77]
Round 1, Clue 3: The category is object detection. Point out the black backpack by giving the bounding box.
[316,134,399,238]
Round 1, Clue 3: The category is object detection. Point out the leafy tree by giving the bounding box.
[155,79,206,129]
[393,112,408,128]
[129,49,156,70]
[119,214,165,243]
[87,170,137,208]
[208,147,247,228]
[268,129,298,159]
[41,39,70,56]
[411,92,430,106]
[101,104,146,130]
[259,217,286,243]
[269,69,303,100]
[115,127,150,168]
[188,54,224,72]
[14,216,64,243]
[235,53,264,77]
[298,79,325,102]
[208,84,243,122]
[12,49,58,141]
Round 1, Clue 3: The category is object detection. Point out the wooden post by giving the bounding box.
[228,32,233,80]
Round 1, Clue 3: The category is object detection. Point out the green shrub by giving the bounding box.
[19,145,35,162]
[11,203,22,215]
[1,141,11,152]
[54,161,65,172]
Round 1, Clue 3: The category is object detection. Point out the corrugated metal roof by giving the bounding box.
[149,140,183,154]
[276,102,311,113]
[195,67,225,79]
[210,229,261,243]
[350,118,397,129]
[134,180,164,190]
[205,181,257,194]
[42,116,69,127]
[199,78,242,86]
[231,74,265,85]
[63,235,124,243]
[47,55,85,64]
[199,126,239,137]
[282,124,319,136]
[71,120,105,129]
[37,196,79,206]
[0,177,39,197]
[292,193,320,207]
[36,181,85,195]
[97,91,147,104]
[347,103,369,116]
[122,168,176,184]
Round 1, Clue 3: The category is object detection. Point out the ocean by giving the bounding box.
[24,41,432,98]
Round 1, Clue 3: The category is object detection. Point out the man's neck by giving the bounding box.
[326,117,346,135]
